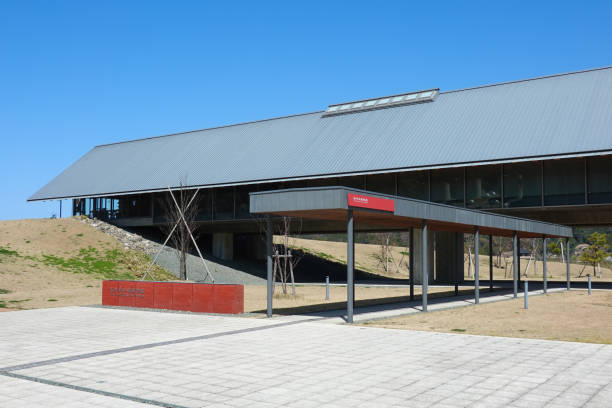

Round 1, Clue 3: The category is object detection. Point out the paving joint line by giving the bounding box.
[0,371,187,408]
[0,318,323,373]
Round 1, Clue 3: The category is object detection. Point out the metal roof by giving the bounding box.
[30,66,612,201]
[250,187,573,238]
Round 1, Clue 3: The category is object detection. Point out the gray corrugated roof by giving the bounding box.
[30,66,612,201]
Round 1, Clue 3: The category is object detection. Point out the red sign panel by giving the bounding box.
[348,193,395,212]
[102,281,244,314]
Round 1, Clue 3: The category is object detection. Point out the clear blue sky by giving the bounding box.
[2,1,612,220]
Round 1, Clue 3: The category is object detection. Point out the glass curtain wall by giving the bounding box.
[431,168,464,206]
[503,162,542,208]
[213,188,234,220]
[544,159,585,206]
[397,171,428,200]
[234,187,251,219]
[365,174,396,195]
[587,155,612,204]
[196,189,213,221]
[466,165,502,209]
[337,175,365,189]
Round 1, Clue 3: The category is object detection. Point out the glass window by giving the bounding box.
[397,171,428,200]
[588,155,612,204]
[466,165,501,209]
[431,168,464,206]
[153,193,168,223]
[307,178,337,187]
[544,158,585,206]
[257,182,283,192]
[503,162,542,208]
[213,188,234,220]
[235,187,252,219]
[365,174,396,195]
[118,194,150,217]
[196,189,213,221]
[337,175,365,189]
[283,180,308,189]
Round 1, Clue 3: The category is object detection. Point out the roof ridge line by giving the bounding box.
[440,65,612,95]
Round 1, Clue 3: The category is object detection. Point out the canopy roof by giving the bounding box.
[30,66,612,201]
[250,187,573,238]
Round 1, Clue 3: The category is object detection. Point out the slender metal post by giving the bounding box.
[347,209,354,323]
[524,280,529,309]
[266,216,273,318]
[325,276,330,300]
[517,237,521,289]
[588,274,592,295]
[422,220,428,312]
[409,227,414,301]
[474,226,480,304]
[513,232,518,298]
[542,236,547,294]
[566,238,571,290]
[489,235,493,292]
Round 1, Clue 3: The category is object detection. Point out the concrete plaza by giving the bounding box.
[1,306,611,407]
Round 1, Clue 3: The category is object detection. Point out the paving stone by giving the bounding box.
[0,306,611,407]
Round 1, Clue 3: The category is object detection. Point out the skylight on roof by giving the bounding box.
[323,88,439,117]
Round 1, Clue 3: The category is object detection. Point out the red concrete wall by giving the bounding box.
[102,281,244,314]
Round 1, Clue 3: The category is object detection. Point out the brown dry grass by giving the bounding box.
[0,218,118,257]
[243,284,474,314]
[364,290,612,344]
[465,255,612,283]
[0,218,172,311]
[288,237,612,282]
[284,237,412,278]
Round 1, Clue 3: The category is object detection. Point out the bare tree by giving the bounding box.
[269,217,303,295]
[160,185,200,280]
[375,233,393,274]
[464,234,475,278]
[492,236,509,268]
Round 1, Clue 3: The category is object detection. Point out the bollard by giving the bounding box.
[325,276,330,300]
[524,280,528,309]
[588,274,592,295]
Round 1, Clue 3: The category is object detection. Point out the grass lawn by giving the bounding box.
[363,290,612,344]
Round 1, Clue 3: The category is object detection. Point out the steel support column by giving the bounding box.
[542,236,547,294]
[409,227,414,301]
[513,232,518,298]
[566,238,571,290]
[347,209,354,323]
[517,237,521,289]
[266,216,273,318]
[474,226,480,304]
[489,235,493,292]
[422,220,428,312]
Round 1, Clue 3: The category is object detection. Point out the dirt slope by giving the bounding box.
[0,218,172,310]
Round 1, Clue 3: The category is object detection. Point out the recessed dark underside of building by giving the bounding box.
[74,155,612,232]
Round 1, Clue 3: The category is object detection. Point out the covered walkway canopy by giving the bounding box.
[250,187,573,322]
